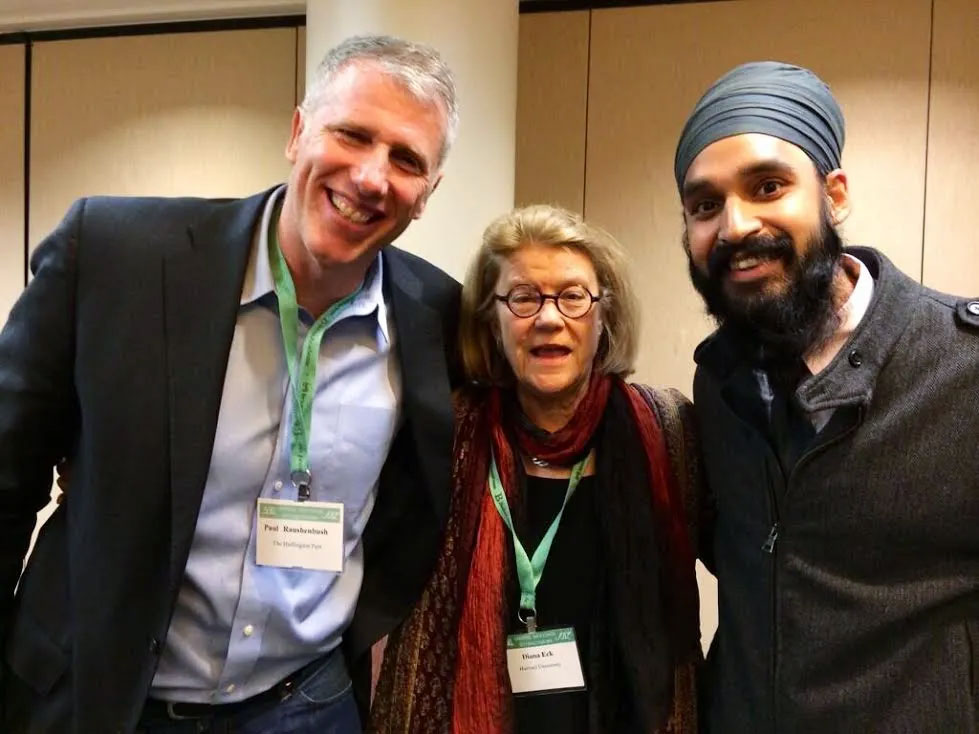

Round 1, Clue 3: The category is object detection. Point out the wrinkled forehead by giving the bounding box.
[495,242,600,289]
[306,61,448,160]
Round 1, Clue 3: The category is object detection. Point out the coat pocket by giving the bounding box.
[4,612,69,696]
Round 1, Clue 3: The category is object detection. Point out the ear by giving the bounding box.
[411,172,443,220]
[824,168,851,225]
[680,219,692,255]
[285,107,304,164]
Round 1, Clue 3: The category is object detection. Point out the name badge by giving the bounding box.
[256,498,344,572]
[506,627,586,695]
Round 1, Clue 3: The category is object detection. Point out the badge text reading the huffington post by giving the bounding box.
[256,498,344,572]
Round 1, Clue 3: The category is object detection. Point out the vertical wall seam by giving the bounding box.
[23,39,31,287]
[919,0,936,285]
[294,26,300,108]
[581,9,593,217]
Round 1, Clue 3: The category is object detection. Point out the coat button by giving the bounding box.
[149,637,161,655]
[967,301,979,316]
[848,349,863,367]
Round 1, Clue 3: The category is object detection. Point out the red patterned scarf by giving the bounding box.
[369,373,698,733]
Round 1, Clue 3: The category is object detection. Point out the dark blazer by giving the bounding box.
[0,187,460,733]
[694,247,979,733]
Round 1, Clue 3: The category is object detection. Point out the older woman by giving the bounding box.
[370,205,702,733]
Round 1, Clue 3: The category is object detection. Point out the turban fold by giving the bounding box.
[674,61,845,190]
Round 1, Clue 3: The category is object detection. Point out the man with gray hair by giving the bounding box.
[677,61,979,732]
[0,34,460,733]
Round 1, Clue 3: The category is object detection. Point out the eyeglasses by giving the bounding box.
[494,284,600,319]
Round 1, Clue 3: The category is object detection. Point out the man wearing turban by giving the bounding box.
[676,61,979,732]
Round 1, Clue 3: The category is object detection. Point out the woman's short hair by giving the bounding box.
[460,204,640,385]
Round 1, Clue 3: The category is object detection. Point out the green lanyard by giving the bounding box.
[488,451,591,632]
[268,212,362,501]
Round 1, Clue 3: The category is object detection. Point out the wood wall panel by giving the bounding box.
[297,26,306,105]
[25,27,298,552]
[29,28,296,251]
[586,0,932,395]
[923,0,979,295]
[515,11,589,213]
[0,44,24,325]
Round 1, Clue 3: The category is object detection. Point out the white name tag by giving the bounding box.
[256,498,344,572]
[505,627,586,695]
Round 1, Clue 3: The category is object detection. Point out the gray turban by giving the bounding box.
[674,61,845,190]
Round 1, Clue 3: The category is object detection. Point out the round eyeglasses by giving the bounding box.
[494,284,600,319]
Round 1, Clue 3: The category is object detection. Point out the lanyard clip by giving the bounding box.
[291,469,312,502]
[518,608,537,634]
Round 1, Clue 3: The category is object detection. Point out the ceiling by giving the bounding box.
[0,0,303,34]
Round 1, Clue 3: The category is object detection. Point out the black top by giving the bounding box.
[509,473,599,734]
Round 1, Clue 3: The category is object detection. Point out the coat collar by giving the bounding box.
[796,247,919,412]
[694,247,921,412]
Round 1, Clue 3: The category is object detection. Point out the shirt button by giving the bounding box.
[848,349,863,367]
[226,683,236,694]
[273,480,283,492]
[967,301,979,316]
[243,624,254,637]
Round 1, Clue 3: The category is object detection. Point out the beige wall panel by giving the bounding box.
[515,11,589,213]
[586,0,931,396]
[923,0,979,295]
[297,26,306,105]
[26,27,297,553]
[29,28,296,250]
[0,44,24,325]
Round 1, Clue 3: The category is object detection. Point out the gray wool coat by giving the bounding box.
[694,247,979,733]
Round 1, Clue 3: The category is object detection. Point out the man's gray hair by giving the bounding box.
[302,34,459,168]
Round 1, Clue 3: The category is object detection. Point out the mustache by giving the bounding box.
[707,234,794,280]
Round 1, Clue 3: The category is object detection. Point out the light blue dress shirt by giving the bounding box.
[150,186,401,703]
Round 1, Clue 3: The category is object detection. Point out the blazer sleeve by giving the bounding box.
[0,199,82,627]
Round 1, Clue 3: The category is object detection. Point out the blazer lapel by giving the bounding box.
[385,251,453,524]
[162,189,273,592]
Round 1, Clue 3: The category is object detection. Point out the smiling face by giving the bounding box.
[680,133,851,355]
[279,60,446,274]
[494,243,604,413]
[681,133,842,298]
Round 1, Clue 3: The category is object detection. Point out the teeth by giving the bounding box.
[731,256,762,271]
[329,192,373,224]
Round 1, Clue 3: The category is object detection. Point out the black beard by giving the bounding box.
[686,214,843,366]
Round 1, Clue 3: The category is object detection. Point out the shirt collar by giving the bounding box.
[346,250,391,346]
[239,184,390,346]
[803,253,875,375]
